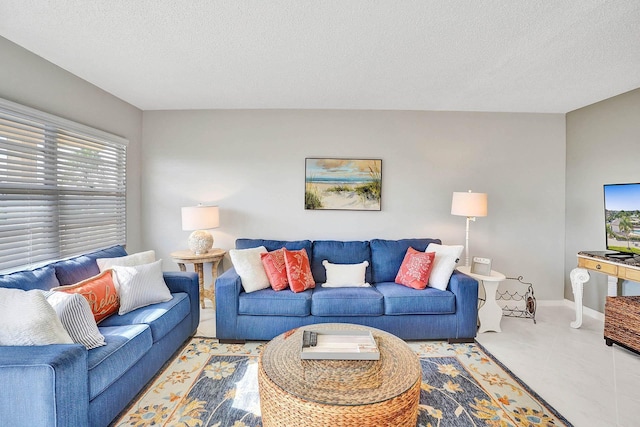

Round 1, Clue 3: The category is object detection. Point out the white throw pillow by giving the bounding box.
[45,291,106,349]
[0,288,73,346]
[229,246,270,293]
[112,259,173,315]
[322,260,371,287]
[426,243,464,291]
[97,250,156,272]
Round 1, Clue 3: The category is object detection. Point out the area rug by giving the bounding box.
[113,337,572,427]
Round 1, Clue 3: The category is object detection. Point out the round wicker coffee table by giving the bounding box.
[258,323,421,427]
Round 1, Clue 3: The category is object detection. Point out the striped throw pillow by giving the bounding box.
[45,291,106,349]
[112,260,172,315]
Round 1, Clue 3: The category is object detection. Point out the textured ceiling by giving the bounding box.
[1,1,640,113]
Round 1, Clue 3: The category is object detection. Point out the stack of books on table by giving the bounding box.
[300,330,380,360]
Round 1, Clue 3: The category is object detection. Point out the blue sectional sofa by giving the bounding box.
[216,238,479,342]
[0,246,199,427]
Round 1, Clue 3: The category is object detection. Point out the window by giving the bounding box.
[0,98,127,273]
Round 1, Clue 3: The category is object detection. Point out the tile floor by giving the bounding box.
[196,303,640,427]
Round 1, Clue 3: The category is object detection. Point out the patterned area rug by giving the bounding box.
[113,337,572,427]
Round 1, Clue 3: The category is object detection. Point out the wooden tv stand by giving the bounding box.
[570,251,640,328]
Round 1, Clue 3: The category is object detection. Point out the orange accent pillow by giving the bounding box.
[283,249,315,293]
[55,270,120,323]
[395,248,436,290]
[261,249,289,291]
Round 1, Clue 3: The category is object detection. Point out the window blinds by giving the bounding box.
[0,98,127,273]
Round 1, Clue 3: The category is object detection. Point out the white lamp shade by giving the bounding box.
[451,191,488,217]
[181,205,220,231]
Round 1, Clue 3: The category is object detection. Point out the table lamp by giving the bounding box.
[181,205,219,255]
[451,190,488,267]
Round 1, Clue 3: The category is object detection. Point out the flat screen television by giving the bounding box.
[603,183,640,257]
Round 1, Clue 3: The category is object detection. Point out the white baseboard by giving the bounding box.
[532,299,605,322]
[536,299,566,307]
[560,298,605,322]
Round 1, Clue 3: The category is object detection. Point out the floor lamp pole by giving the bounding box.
[464,216,476,267]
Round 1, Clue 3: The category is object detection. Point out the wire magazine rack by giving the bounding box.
[496,275,537,324]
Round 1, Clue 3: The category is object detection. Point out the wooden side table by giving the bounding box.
[170,249,226,309]
[457,266,506,333]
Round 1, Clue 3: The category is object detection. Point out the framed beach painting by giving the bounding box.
[305,158,382,211]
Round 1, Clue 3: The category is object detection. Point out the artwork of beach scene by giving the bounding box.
[305,158,381,210]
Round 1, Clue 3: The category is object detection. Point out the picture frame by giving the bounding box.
[471,256,492,276]
[305,158,382,211]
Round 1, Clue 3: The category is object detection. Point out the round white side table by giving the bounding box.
[457,266,506,333]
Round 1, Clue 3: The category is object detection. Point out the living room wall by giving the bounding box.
[0,36,144,251]
[0,34,571,303]
[0,37,142,251]
[565,88,640,312]
[142,109,567,301]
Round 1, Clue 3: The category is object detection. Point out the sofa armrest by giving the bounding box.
[215,267,243,340]
[0,344,89,427]
[163,271,200,334]
[448,270,479,339]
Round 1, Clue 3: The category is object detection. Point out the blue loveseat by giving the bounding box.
[216,238,479,342]
[0,246,199,427]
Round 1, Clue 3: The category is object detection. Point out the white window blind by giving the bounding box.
[0,98,127,273]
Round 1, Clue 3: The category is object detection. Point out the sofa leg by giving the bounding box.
[447,337,475,344]
[218,339,246,344]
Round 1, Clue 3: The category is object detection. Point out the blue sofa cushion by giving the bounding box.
[370,238,441,283]
[0,265,59,291]
[239,288,312,316]
[99,292,190,343]
[236,238,312,255]
[89,324,152,400]
[310,240,372,284]
[53,246,128,285]
[311,286,384,316]
[376,282,455,315]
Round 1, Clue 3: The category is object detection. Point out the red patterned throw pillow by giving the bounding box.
[283,249,315,293]
[395,247,436,290]
[54,269,120,323]
[261,249,289,291]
